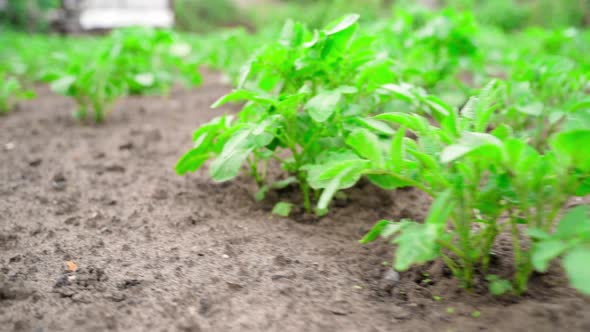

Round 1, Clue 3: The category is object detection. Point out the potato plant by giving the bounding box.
[176,14,404,215]
[376,8,479,90]
[0,72,34,114]
[358,80,590,295]
[47,28,201,123]
[48,44,126,123]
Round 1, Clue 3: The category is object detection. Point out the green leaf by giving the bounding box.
[531,240,569,272]
[460,96,477,120]
[304,29,320,48]
[305,159,369,190]
[502,139,541,176]
[374,112,426,132]
[346,129,384,166]
[423,96,459,138]
[379,84,415,103]
[360,220,391,244]
[323,14,360,35]
[316,163,368,210]
[175,116,231,175]
[390,127,406,168]
[207,127,255,181]
[366,174,413,190]
[569,98,590,112]
[279,19,304,47]
[22,90,35,99]
[441,132,503,163]
[555,205,590,239]
[304,91,341,123]
[576,176,590,196]
[555,111,582,131]
[317,173,343,211]
[134,73,155,86]
[333,86,358,94]
[550,130,590,171]
[423,96,452,116]
[516,102,544,116]
[407,149,439,170]
[381,222,405,238]
[491,124,512,140]
[251,117,278,147]
[50,76,76,95]
[527,228,551,240]
[460,80,499,131]
[271,177,297,189]
[212,89,275,108]
[305,148,357,165]
[424,190,454,226]
[486,275,513,296]
[393,223,441,271]
[272,202,293,217]
[354,118,395,135]
[255,185,269,202]
[563,246,590,295]
[210,146,253,182]
[175,147,211,175]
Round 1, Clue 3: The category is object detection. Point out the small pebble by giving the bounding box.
[383,269,400,283]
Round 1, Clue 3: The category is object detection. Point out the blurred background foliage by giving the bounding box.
[445,0,589,30]
[0,0,588,33]
[174,0,248,33]
[0,0,59,32]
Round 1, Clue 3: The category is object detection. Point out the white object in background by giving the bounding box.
[85,0,170,9]
[80,8,174,29]
[79,0,173,30]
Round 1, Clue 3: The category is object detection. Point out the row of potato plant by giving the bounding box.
[44,28,201,123]
[0,28,202,122]
[176,13,590,295]
[1,27,260,119]
[0,26,268,121]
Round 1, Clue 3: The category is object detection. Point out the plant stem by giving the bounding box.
[300,176,311,213]
[510,218,527,294]
[542,172,568,232]
[437,239,466,259]
[457,213,473,289]
[247,157,263,186]
[442,254,461,279]
[531,116,547,151]
[94,105,104,123]
[456,195,474,289]
[481,223,499,274]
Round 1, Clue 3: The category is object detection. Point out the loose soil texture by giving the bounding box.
[1,73,589,332]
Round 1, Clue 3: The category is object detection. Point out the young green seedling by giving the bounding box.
[0,73,34,114]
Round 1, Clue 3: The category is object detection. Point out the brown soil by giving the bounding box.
[1,73,589,332]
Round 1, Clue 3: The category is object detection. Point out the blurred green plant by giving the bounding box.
[45,28,201,123]
[446,0,589,30]
[0,72,34,114]
[0,0,59,32]
[254,0,386,30]
[174,0,246,33]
